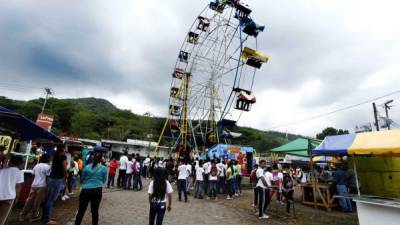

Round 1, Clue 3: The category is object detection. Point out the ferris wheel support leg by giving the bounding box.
[154,117,170,156]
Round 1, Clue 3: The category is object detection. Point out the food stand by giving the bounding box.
[314,130,400,225]
[0,106,61,203]
[270,138,338,210]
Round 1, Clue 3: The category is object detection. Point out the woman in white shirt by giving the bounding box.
[148,168,173,225]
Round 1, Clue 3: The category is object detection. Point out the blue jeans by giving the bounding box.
[208,180,217,198]
[133,172,142,190]
[232,176,237,194]
[227,179,234,197]
[177,179,187,201]
[149,202,166,225]
[195,181,204,198]
[43,178,65,223]
[336,185,352,212]
[217,176,225,194]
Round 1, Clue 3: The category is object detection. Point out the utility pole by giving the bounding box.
[384,100,394,130]
[372,102,379,131]
[41,87,53,113]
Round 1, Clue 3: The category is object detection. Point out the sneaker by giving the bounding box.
[63,195,70,200]
[258,214,269,220]
[61,196,66,201]
[30,215,42,222]
[235,193,239,196]
[226,197,233,200]
[206,197,210,200]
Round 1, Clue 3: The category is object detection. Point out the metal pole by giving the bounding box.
[41,88,52,114]
[372,102,380,131]
[384,104,391,130]
[352,156,361,198]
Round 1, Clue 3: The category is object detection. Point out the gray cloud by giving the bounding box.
[0,0,399,136]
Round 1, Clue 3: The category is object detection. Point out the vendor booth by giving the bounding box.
[271,138,338,210]
[314,130,400,225]
[0,106,61,204]
[202,144,254,175]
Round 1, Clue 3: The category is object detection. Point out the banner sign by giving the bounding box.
[36,113,54,131]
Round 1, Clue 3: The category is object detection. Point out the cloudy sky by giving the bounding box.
[1,0,400,137]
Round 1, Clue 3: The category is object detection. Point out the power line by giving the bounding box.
[267,90,400,130]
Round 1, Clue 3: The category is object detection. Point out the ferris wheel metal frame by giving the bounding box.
[155,0,268,158]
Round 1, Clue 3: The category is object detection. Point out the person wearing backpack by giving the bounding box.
[250,164,259,208]
[282,170,294,214]
[208,160,218,200]
[75,153,107,225]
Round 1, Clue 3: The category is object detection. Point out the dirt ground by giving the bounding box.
[8,181,359,225]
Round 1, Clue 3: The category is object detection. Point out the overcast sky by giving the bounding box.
[1,0,400,137]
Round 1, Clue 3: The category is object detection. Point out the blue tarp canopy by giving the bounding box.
[313,133,356,156]
[93,145,110,153]
[0,106,61,142]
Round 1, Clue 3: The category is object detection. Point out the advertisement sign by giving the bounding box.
[36,113,54,131]
[0,135,12,153]
[228,146,241,154]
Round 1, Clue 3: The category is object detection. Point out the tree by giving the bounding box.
[316,127,349,140]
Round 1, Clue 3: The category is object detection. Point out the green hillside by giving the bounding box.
[0,96,301,152]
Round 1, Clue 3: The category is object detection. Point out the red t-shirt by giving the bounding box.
[108,160,119,174]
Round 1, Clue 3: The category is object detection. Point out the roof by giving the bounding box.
[101,139,158,148]
[0,106,60,142]
[271,138,321,153]
[313,130,400,156]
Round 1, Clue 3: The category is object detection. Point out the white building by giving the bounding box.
[101,139,170,159]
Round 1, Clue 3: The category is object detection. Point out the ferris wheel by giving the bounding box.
[156,0,268,158]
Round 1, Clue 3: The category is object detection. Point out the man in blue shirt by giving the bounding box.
[334,164,352,212]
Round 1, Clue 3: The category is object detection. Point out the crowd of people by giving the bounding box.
[0,145,357,225]
[0,145,107,225]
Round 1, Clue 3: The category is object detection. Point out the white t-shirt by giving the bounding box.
[31,163,51,188]
[265,171,273,187]
[0,167,24,200]
[158,161,165,168]
[126,161,134,174]
[119,156,128,170]
[217,163,226,177]
[209,173,218,181]
[148,180,173,203]
[186,164,192,176]
[195,167,204,181]
[144,158,151,167]
[178,165,188,180]
[256,168,266,189]
[203,162,210,174]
